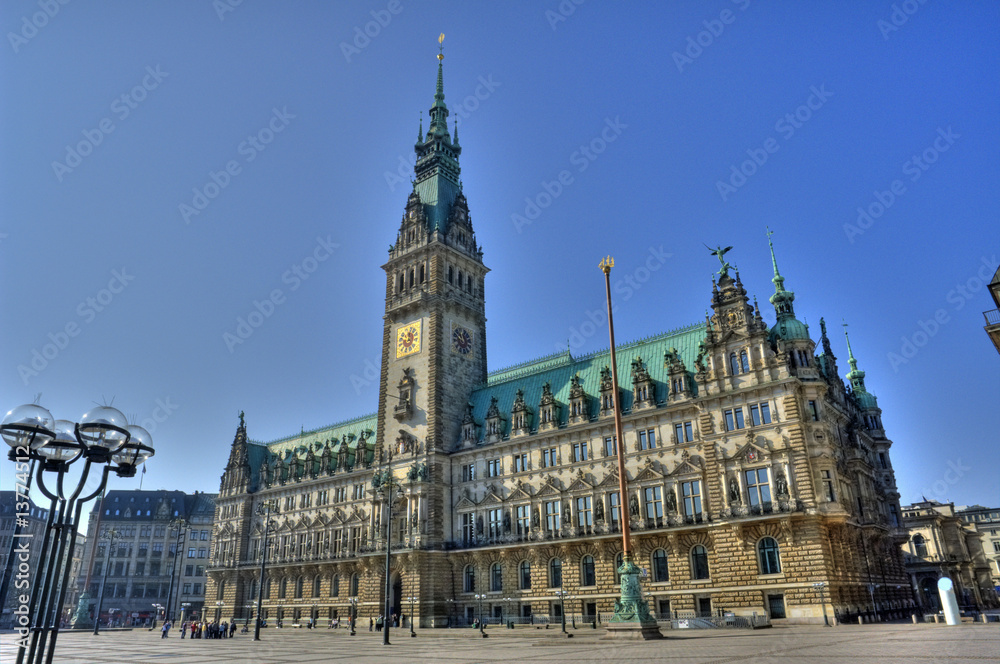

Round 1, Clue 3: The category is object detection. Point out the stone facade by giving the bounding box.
[902,500,998,612]
[0,492,50,629]
[956,504,1000,594]
[206,52,913,627]
[75,490,216,627]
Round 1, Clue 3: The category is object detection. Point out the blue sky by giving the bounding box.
[1,1,997,525]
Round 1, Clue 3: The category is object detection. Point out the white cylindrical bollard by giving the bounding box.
[936,578,960,626]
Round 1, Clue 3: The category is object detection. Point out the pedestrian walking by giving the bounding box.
[161,620,171,638]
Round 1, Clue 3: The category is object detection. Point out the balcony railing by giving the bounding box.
[984,308,1000,326]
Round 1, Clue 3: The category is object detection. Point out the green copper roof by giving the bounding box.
[467,324,704,432]
[843,324,879,410]
[765,228,809,342]
[413,56,461,233]
[769,318,811,343]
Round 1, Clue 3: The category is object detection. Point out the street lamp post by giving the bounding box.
[180,602,191,629]
[445,598,455,628]
[373,468,402,646]
[215,601,223,623]
[813,582,830,626]
[407,596,416,637]
[474,594,488,638]
[253,499,279,641]
[243,603,252,631]
[598,258,662,640]
[92,528,123,636]
[348,597,357,636]
[555,590,572,637]
[164,520,186,623]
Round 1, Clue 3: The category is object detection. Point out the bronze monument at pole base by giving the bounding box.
[602,556,663,640]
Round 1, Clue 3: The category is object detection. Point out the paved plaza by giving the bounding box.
[1,622,996,664]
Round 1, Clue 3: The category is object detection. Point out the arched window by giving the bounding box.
[580,555,596,587]
[313,575,321,598]
[519,560,531,590]
[331,574,339,597]
[549,558,562,588]
[757,537,781,575]
[349,573,359,597]
[691,545,710,580]
[490,562,503,592]
[729,353,740,375]
[448,266,453,284]
[217,580,225,601]
[265,578,272,600]
[614,551,624,584]
[463,565,476,593]
[279,578,288,599]
[652,549,669,582]
[419,264,425,283]
[294,576,303,599]
[913,534,928,558]
[466,274,473,293]
[740,349,750,373]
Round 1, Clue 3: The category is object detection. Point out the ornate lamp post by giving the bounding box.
[180,602,191,628]
[242,603,252,630]
[598,258,663,640]
[474,593,487,638]
[554,590,572,637]
[164,519,186,623]
[2,403,154,664]
[348,597,358,636]
[445,598,455,627]
[813,582,830,626]
[92,528,123,636]
[373,468,403,646]
[406,596,416,637]
[252,499,279,641]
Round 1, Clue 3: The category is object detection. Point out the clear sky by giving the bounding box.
[1,1,997,528]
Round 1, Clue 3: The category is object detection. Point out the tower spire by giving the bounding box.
[766,227,795,318]
[843,322,860,373]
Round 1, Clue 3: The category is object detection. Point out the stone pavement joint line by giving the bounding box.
[0,623,997,664]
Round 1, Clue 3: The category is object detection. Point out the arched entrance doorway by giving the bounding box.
[919,576,940,611]
[391,574,403,622]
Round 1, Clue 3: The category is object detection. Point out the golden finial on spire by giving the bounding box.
[438,33,445,60]
[599,256,615,274]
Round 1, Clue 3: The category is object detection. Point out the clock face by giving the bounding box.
[452,325,473,356]
[396,322,421,358]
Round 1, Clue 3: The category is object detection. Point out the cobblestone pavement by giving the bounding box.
[1,622,996,664]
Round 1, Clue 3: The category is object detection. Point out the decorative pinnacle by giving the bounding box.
[599,256,614,275]
[438,32,444,61]
[767,226,785,292]
[843,321,860,372]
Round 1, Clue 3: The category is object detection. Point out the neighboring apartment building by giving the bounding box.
[983,264,1000,355]
[74,490,216,627]
[901,500,997,611]
[205,50,912,627]
[956,504,1000,595]
[0,492,50,629]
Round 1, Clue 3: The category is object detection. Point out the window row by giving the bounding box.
[460,539,782,592]
[723,402,771,431]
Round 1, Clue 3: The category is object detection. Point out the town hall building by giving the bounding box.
[206,50,912,627]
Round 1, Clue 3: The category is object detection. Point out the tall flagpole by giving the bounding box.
[600,256,663,640]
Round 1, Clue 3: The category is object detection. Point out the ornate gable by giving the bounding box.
[506,479,532,501]
[633,458,665,482]
[566,469,594,493]
[535,478,562,497]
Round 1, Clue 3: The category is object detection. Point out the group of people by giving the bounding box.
[178,620,238,639]
[367,614,401,631]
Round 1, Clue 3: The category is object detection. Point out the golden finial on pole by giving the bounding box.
[599,256,614,274]
[438,33,445,60]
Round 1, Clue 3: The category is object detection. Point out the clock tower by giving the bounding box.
[376,46,488,548]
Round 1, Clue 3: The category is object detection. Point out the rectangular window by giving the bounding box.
[187,547,196,559]
[544,501,561,532]
[201,530,209,541]
[198,547,207,558]
[609,492,620,527]
[993,542,1000,553]
[821,470,836,502]
[462,513,474,544]
[576,496,592,527]
[808,400,819,421]
[515,505,530,535]
[140,525,151,538]
[196,565,204,576]
[486,459,501,478]
[604,436,617,456]
[674,422,693,443]
[154,526,165,538]
[192,583,202,595]
[644,486,663,519]
[744,468,771,507]
[638,429,657,450]
[488,508,503,538]
[183,583,192,595]
[350,527,361,552]
[135,561,145,576]
[513,453,528,473]
[724,408,745,431]
[541,447,557,468]
[749,402,771,426]
[462,463,476,482]
[150,561,160,576]
[682,481,702,518]
[572,442,588,462]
